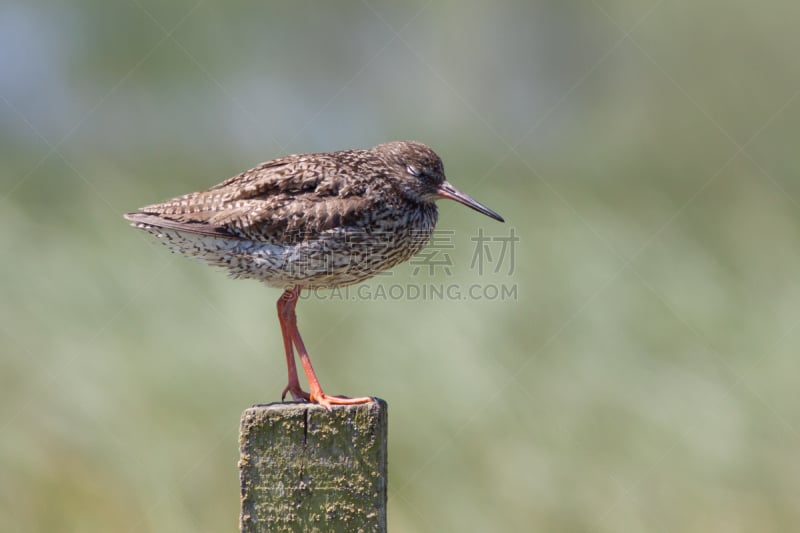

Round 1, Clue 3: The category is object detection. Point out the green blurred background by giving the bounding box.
[2,1,799,531]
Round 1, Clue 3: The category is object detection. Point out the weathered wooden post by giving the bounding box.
[239,399,388,532]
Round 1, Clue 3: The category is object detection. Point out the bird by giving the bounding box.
[125,140,504,408]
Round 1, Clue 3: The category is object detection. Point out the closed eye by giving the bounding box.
[406,165,420,177]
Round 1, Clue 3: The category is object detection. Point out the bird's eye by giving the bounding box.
[406,165,420,177]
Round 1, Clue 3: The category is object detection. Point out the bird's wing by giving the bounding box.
[127,151,384,241]
[123,212,239,238]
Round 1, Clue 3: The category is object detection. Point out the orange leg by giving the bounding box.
[277,288,310,401]
[279,286,373,409]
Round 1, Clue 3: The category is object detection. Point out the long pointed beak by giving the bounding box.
[437,181,505,222]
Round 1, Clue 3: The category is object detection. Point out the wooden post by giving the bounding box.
[239,399,388,533]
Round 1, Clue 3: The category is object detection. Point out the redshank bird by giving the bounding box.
[125,141,504,408]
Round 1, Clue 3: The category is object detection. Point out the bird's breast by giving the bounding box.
[251,201,439,289]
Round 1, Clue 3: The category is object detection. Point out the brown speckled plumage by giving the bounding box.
[125,140,504,407]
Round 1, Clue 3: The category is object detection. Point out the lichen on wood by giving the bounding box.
[239,399,388,533]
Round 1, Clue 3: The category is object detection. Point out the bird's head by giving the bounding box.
[373,140,504,222]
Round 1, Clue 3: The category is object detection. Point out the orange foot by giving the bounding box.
[282,383,311,402]
[310,392,375,410]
